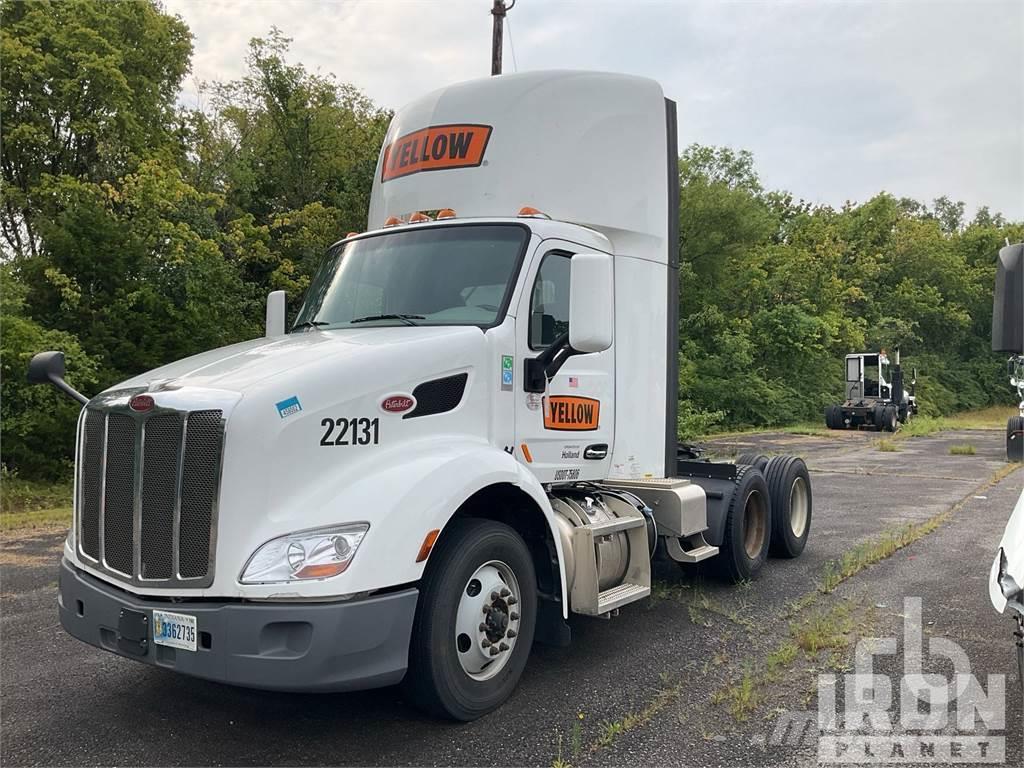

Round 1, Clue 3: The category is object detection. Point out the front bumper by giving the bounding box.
[58,558,418,692]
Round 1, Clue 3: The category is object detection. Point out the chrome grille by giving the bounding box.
[77,402,224,588]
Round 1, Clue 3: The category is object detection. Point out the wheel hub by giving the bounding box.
[454,561,522,680]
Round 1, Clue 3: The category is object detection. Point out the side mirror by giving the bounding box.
[265,291,286,337]
[568,253,614,354]
[27,351,88,405]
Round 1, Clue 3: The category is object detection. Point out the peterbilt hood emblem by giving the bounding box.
[380,394,416,414]
[129,394,155,412]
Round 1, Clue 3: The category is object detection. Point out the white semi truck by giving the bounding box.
[31,71,813,720]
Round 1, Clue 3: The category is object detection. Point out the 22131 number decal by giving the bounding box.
[320,417,380,446]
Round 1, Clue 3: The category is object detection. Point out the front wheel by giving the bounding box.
[403,518,537,721]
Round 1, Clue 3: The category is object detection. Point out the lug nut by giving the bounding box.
[482,639,491,648]
[482,605,491,615]
[489,646,500,656]
[499,642,509,651]
[507,596,518,605]
[510,612,519,621]
[500,587,510,597]
[479,623,488,632]
[506,629,517,638]
[490,591,500,601]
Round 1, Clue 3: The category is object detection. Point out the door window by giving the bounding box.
[529,252,571,350]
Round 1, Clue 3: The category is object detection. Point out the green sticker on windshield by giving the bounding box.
[501,355,514,391]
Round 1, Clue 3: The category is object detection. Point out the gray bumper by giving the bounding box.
[58,558,418,692]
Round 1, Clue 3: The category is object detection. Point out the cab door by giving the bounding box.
[514,243,614,483]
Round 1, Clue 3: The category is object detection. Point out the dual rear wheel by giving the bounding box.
[717,456,812,581]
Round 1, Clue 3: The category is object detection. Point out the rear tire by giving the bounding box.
[883,405,898,432]
[1007,417,1024,462]
[403,518,537,721]
[736,453,769,470]
[873,404,886,431]
[717,466,771,582]
[764,456,812,558]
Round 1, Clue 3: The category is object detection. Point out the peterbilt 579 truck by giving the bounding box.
[31,71,813,720]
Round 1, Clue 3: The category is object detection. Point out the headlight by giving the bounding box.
[240,523,369,584]
[998,548,1023,602]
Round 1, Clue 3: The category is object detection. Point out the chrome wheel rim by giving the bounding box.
[789,476,809,538]
[454,560,521,680]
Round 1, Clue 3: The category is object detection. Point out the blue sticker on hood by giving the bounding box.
[276,396,302,419]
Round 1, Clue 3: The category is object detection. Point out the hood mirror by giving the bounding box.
[27,350,88,405]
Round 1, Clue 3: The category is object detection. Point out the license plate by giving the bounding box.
[152,609,197,652]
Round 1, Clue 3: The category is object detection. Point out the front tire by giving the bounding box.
[717,466,771,582]
[404,518,537,721]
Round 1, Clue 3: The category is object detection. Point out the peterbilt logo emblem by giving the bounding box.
[129,394,155,412]
[380,394,416,414]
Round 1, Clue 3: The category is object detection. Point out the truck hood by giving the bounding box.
[109,326,487,394]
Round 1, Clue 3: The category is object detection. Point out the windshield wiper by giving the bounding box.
[349,313,425,326]
[292,320,330,332]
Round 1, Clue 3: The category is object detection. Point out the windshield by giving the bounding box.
[294,224,529,330]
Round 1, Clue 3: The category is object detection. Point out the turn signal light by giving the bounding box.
[416,529,441,563]
[409,211,432,223]
[383,216,401,227]
[436,208,457,220]
[517,206,550,219]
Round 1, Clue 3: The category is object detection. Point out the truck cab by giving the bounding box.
[34,71,813,720]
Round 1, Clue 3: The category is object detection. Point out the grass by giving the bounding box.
[819,515,948,594]
[1,472,72,532]
[700,405,1017,442]
[710,599,870,723]
[876,438,900,452]
[949,444,977,456]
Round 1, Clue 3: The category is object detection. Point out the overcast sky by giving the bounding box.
[165,0,1023,220]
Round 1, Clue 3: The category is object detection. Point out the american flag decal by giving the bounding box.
[568,376,578,388]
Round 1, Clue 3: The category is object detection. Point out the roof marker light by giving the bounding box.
[408,211,432,224]
[346,232,359,238]
[383,216,401,227]
[518,206,550,219]
[436,208,457,220]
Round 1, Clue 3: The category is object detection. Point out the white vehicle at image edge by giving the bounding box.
[30,70,814,720]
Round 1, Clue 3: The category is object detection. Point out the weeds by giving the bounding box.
[949,444,976,456]
[820,513,949,594]
[1,470,72,532]
[876,439,900,452]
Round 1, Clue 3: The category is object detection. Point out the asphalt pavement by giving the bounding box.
[2,426,1021,767]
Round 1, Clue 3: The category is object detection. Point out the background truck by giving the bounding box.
[992,241,1024,461]
[30,70,813,721]
[824,350,917,431]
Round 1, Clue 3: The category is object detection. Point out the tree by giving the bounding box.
[0,0,192,258]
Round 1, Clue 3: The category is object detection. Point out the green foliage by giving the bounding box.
[1,266,99,477]
[676,142,1024,431]
[0,1,1021,480]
